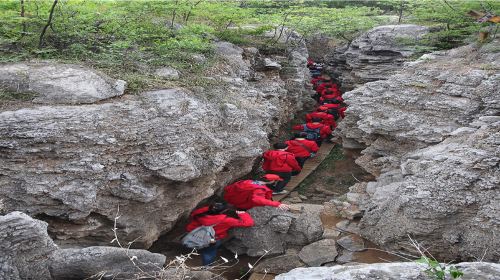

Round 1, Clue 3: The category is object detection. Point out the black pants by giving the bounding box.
[268,171,292,192]
[315,139,323,147]
[296,157,308,168]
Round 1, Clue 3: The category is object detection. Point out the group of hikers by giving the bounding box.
[183,59,347,266]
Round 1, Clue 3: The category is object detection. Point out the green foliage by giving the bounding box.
[1,0,497,94]
[416,256,464,280]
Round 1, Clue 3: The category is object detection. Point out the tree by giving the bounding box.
[38,0,58,49]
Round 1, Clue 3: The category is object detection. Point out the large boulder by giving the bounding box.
[0,211,168,280]
[0,39,310,248]
[225,205,324,256]
[0,211,58,280]
[0,62,126,104]
[275,262,500,280]
[338,40,500,260]
[325,24,429,90]
[48,247,165,280]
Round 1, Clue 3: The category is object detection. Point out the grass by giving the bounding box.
[0,88,38,101]
[296,145,345,195]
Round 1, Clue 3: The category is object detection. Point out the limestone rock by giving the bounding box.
[275,262,500,280]
[336,235,365,252]
[0,38,310,248]
[254,254,305,274]
[154,67,180,79]
[325,24,429,90]
[339,39,500,260]
[0,62,126,104]
[335,251,354,264]
[48,246,165,280]
[0,212,58,280]
[225,205,324,257]
[298,239,338,266]
[263,58,282,70]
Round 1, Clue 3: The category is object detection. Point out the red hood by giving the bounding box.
[306,123,324,129]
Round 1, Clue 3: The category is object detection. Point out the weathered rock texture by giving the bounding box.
[0,39,310,247]
[275,262,500,280]
[0,211,165,280]
[339,40,500,261]
[225,205,324,256]
[325,24,429,90]
[0,62,126,104]
[0,211,58,280]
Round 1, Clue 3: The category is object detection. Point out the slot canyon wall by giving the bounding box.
[0,35,311,248]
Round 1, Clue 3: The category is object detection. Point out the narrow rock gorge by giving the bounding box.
[0,39,310,248]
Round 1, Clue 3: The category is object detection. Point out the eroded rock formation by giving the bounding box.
[0,211,165,280]
[225,205,324,256]
[0,62,126,104]
[338,40,499,261]
[276,262,500,280]
[0,39,310,247]
[325,24,429,90]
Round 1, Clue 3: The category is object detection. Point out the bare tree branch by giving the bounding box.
[38,0,59,49]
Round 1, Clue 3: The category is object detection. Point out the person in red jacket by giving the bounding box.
[292,118,332,146]
[285,132,319,168]
[318,105,347,120]
[262,143,301,194]
[224,174,290,210]
[185,203,254,265]
[305,111,337,129]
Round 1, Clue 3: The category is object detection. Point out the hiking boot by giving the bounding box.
[272,190,288,195]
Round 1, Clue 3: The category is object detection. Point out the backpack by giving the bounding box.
[224,180,267,206]
[182,223,218,250]
[322,98,341,104]
[303,126,321,140]
[327,109,340,120]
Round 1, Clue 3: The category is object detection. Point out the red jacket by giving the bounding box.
[285,139,319,158]
[318,106,347,119]
[305,112,337,129]
[185,206,254,240]
[262,150,301,172]
[316,82,340,94]
[320,94,343,104]
[224,180,281,210]
[292,123,332,140]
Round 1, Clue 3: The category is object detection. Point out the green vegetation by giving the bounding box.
[296,144,345,195]
[0,0,497,94]
[416,256,464,280]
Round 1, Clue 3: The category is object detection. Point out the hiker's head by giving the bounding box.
[311,117,322,123]
[207,202,228,215]
[273,143,288,150]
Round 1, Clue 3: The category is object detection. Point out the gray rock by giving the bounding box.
[298,239,338,266]
[337,235,365,252]
[0,62,126,104]
[263,58,282,70]
[48,246,165,280]
[0,38,310,247]
[254,254,305,274]
[339,39,500,261]
[225,205,324,256]
[325,24,429,90]
[335,251,354,264]
[322,228,340,239]
[0,212,58,280]
[275,262,500,280]
[154,67,180,79]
